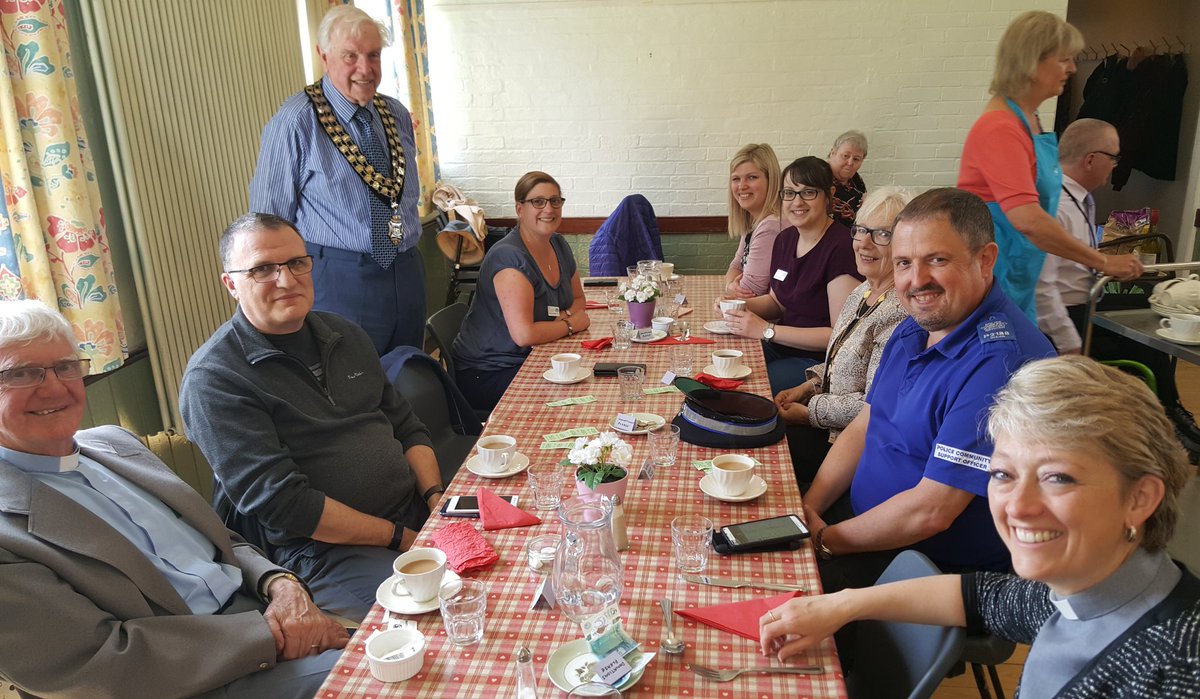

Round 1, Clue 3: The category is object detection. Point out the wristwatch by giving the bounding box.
[762,323,776,342]
[387,521,406,551]
[260,571,307,601]
[814,526,834,560]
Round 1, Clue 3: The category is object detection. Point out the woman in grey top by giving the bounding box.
[453,171,590,410]
[774,186,912,485]
[761,356,1200,698]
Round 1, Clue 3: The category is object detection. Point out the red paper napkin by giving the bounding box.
[648,335,715,346]
[580,337,613,350]
[676,591,803,642]
[477,487,542,531]
[693,373,745,390]
[585,301,608,309]
[430,521,499,574]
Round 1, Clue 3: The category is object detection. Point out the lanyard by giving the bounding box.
[821,287,891,390]
[1060,185,1098,248]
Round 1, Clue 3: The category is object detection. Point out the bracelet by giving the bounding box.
[422,484,446,501]
[563,317,575,336]
[814,526,834,560]
[386,522,405,551]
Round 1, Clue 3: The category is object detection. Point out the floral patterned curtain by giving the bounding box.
[391,0,440,217]
[0,0,126,372]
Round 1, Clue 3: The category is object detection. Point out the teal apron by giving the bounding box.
[986,98,1062,321]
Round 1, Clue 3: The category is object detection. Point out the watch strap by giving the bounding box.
[260,570,309,601]
[387,521,405,551]
[422,484,446,501]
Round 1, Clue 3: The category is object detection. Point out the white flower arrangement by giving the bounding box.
[618,274,661,303]
[564,431,634,488]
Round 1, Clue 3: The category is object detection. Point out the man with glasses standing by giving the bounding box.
[180,213,445,621]
[250,5,424,355]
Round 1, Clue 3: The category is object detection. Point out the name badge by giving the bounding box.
[674,293,686,305]
[660,370,677,385]
[594,651,633,685]
[773,269,788,281]
[547,305,560,318]
[613,413,638,433]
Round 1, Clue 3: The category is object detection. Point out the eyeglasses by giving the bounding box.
[226,255,314,283]
[1091,150,1121,163]
[520,197,566,209]
[780,188,821,201]
[850,225,894,246]
[0,359,91,389]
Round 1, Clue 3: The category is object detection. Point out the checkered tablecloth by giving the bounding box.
[317,275,846,698]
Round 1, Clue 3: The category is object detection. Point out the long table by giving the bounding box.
[316,275,846,698]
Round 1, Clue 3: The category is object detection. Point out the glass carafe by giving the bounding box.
[553,495,624,627]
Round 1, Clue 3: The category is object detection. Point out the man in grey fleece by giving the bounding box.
[180,213,446,620]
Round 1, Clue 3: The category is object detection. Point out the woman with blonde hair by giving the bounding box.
[761,356,1199,697]
[958,10,1142,320]
[723,143,783,298]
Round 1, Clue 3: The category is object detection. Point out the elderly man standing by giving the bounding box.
[803,188,1055,594]
[0,300,346,699]
[251,5,425,354]
[180,213,445,621]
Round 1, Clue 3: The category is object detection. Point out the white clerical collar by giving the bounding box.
[0,445,80,473]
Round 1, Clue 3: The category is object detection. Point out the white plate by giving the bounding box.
[609,412,666,435]
[1152,302,1200,318]
[1156,328,1200,346]
[703,320,734,335]
[546,638,646,694]
[702,363,752,379]
[466,451,530,478]
[699,473,768,502]
[376,569,461,615]
[543,367,592,385]
[631,329,668,343]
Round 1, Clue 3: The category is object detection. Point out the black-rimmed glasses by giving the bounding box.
[520,197,566,209]
[850,225,894,246]
[226,255,314,283]
[1091,150,1121,163]
[0,358,91,388]
[780,188,821,201]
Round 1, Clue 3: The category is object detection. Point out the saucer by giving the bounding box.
[375,569,461,615]
[546,638,646,694]
[668,274,681,281]
[1156,328,1200,346]
[631,329,668,343]
[543,367,591,385]
[610,412,666,435]
[699,473,767,502]
[702,363,752,379]
[703,320,733,335]
[466,451,531,478]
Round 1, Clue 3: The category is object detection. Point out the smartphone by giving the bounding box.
[440,495,518,517]
[583,278,619,287]
[593,362,647,377]
[718,514,809,552]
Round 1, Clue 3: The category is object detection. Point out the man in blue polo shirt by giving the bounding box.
[802,187,1055,593]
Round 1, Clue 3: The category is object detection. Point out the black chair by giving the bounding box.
[846,550,965,699]
[960,633,1016,699]
[426,302,469,378]
[389,355,481,485]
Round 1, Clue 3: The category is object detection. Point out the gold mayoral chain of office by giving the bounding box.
[305,80,407,245]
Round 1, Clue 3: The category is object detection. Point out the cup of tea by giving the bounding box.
[710,454,756,496]
[550,352,581,380]
[651,316,674,334]
[660,262,675,278]
[719,299,746,319]
[391,548,448,603]
[476,435,517,473]
[1161,314,1200,340]
[711,349,744,378]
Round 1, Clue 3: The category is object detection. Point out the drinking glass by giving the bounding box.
[617,366,645,402]
[527,462,566,511]
[526,534,561,576]
[439,579,487,645]
[567,683,622,698]
[612,320,634,350]
[604,289,625,317]
[671,515,713,573]
[669,346,693,376]
[648,424,680,467]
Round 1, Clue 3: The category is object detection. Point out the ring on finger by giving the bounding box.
[766,609,778,622]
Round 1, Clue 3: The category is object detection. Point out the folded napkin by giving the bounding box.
[477,487,541,531]
[580,337,613,350]
[676,591,803,642]
[693,373,745,390]
[431,521,499,574]
[676,306,695,318]
[585,300,608,310]
[648,335,715,346]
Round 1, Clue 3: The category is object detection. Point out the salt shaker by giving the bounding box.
[515,645,539,699]
[611,495,630,551]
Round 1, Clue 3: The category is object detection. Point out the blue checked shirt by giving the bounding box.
[249,76,421,254]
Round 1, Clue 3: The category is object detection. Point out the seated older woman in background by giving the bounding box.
[827,130,869,228]
[774,186,912,485]
[452,171,590,411]
[722,156,862,394]
[723,143,784,299]
[761,356,1199,697]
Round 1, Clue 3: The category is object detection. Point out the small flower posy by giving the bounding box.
[565,431,634,489]
[618,274,661,303]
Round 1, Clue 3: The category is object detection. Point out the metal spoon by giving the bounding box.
[659,598,685,655]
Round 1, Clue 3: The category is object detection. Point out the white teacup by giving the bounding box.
[476,434,517,473]
[710,454,756,496]
[711,349,744,378]
[391,548,448,603]
[719,299,746,319]
[660,262,675,278]
[550,352,581,380]
[651,316,674,334]
[1161,314,1200,339]
[1159,281,1200,308]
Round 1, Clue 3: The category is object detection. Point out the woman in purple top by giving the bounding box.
[723,157,862,394]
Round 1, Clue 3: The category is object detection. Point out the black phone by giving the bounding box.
[583,278,620,287]
[716,514,809,553]
[593,362,647,377]
[440,494,518,518]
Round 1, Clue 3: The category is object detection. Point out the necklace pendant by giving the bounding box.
[388,212,404,247]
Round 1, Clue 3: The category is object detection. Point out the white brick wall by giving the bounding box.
[426,0,1066,218]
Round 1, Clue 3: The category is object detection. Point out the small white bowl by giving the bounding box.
[365,626,426,683]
